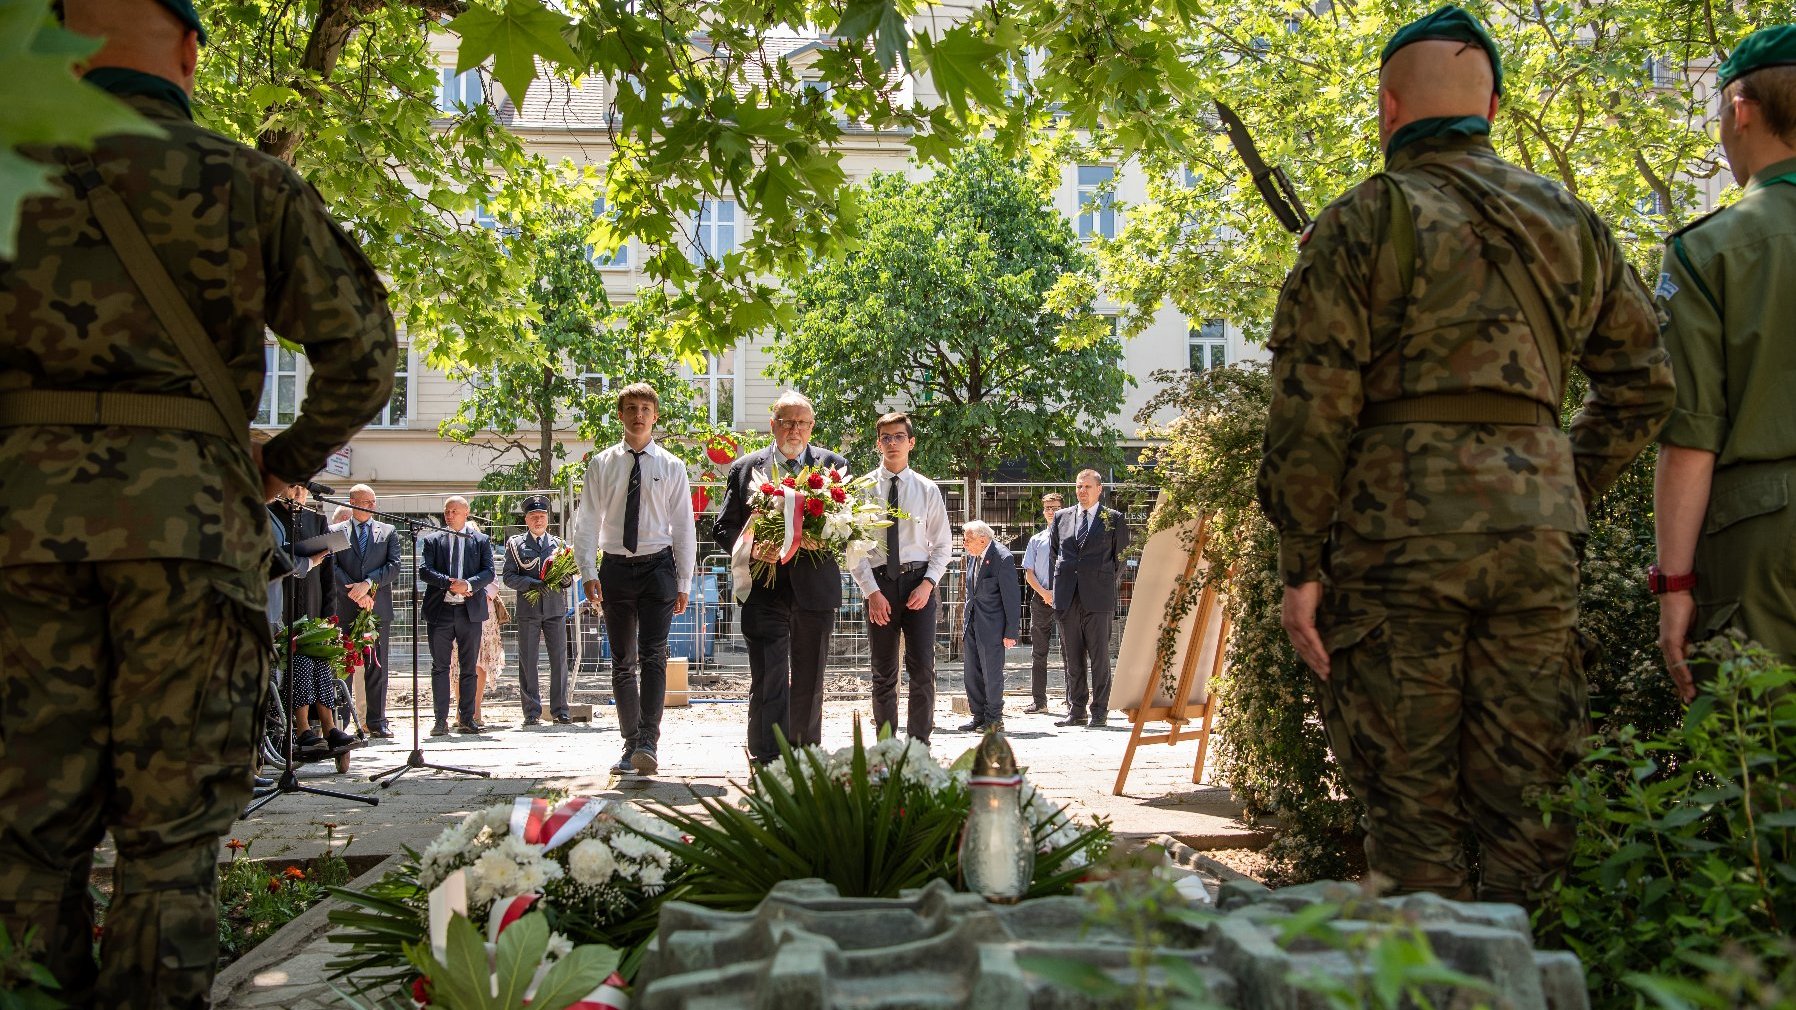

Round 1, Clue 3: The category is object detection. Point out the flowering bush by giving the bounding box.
[330,797,683,990]
[644,723,1110,909]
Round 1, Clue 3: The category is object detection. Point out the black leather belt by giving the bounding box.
[602,547,671,565]
[878,561,929,576]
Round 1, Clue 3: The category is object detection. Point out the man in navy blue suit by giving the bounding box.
[959,520,1020,732]
[1051,469,1131,728]
[420,495,495,735]
[332,483,404,737]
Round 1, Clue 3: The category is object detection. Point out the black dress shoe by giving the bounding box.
[1087,717,1107,728]
[325,728,362,754]
[1055,714,1088,727]
[1022,702,1048,714]
[456,722,482,734]
[253,775,275,789]
[368,727,395,739]
[553,714,574,725]
[957,719,983,732]
[430,721,449,737]
[523,717,542,727]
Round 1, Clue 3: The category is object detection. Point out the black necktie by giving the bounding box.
[624,448,645,553]
[357,521,370,554]
[968,551,978,594]
[1078,508,1092,544]
[885,474,901,581]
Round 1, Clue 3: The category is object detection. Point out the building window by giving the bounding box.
[802,78,832,101]
[1077,165,1116,241]
[1006,49,1037,97]
[683,351,735,425]
[689,199,738,263]
[1646,57,1678,87]
[590,197,629,269]
[437,67,483,112]
[1188,319,1226,371]
[369,347,409,428]
[577,367,610,399]
[257,344,302,426]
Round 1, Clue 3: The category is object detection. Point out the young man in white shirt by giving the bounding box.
[573,383,697,775]
[850,411,952,743]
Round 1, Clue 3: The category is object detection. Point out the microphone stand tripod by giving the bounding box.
[247,496,377,815]
[312,494,491,790]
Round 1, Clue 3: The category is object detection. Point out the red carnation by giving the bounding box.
[759,482,776,495]
[781,475,797,488]
[829,486,846,503]
[829,469,843,484]
[412,975,431,1004]
[806,472,824,489]
[806,497,826,517]
[326,615,339,625]
[770,487,784,497]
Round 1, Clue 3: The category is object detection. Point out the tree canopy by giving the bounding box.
[769,144,1128,492]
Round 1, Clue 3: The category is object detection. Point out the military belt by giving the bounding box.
[0,389,237,440]
[1360,391,1556,427]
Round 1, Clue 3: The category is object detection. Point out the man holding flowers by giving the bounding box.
[714,391,851,764]
[850,412,952,745]
[503,494,576,727]
[574,384,697,775]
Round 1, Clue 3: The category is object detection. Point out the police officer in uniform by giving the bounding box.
[0,0,396,1002]
[1255,6,1675,907]
[503,494,574,725]
[1654,25,1796,697]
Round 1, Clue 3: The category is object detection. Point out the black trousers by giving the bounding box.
[1028,593,1060,708]
[1059,594,1114,719]
[867,569,938,742]
[600,550,678,753]
[364,622,392,730]
[741,590,832,763]
[517,612,569,720]
[427,615,481,724]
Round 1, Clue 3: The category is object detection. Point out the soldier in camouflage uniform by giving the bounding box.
[1254,6,1675,907]
[1654,25,1796,697]
[0,1,396,1004]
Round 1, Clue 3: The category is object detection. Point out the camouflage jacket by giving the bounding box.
[0,78,396,589]
[1255,133,1675,586]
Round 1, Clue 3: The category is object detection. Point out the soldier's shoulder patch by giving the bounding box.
[1654,272,1679,301]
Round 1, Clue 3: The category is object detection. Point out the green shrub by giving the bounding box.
[1540,637,1796,1010]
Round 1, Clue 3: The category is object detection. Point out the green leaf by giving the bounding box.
[0,148,58,261]
[527,944,620,1010]
[832,0,909,72]
[447,0,579,108]
[492,911,550,1006]
[915,26,1004,118]
[1015,954,1124,996]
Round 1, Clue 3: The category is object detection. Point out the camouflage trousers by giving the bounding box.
[0,560,270,1008]
[1316,530,1588,907]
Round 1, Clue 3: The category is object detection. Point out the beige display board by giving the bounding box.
[1110,510,1230,795]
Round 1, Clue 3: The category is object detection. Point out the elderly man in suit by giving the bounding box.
[504,494,574,728]
[960,520,1021,733]
[420,495,496,736]
[1052,469,1132,728]
[332,483,404,738]
[714,391,851,764]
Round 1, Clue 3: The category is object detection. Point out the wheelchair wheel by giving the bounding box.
[260,673,291,768]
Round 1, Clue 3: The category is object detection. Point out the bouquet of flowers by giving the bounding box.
[523,546,579,606]
[288,615,350,677]
[339,609,381,680]
[731,465,898,598]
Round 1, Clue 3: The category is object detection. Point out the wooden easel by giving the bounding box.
[1112,515,1231,796]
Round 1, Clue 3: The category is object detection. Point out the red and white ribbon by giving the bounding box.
[509,796,607,851]
[778,478,801,563]
[568,972,630,1009]
[486,893,540,942]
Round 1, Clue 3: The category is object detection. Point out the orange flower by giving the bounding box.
[226,838,246,852]
[266,877,283,894]
[283,866,306,880]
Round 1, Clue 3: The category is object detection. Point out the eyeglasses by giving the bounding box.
[773,417,814,429]
[876,433,910,445]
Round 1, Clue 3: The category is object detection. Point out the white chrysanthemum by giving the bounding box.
[545,932,574,962]
[567,838,617,885]
[609,831,654,862]
[466,836,562,908]
[639,863,666,890]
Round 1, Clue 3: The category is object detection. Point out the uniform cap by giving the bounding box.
[522,494,551,514]
[155,0,207,44]
[1718,25,1796,90]
[1381,5,1502,95]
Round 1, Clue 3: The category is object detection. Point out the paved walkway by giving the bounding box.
[213,693,1257,1007]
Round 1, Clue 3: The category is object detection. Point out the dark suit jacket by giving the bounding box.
[419,526,495,624]
[276,501,335,619]
[331,518,401,624]
[502,531,569,620]
[964,542,1021,643]
[1051,504,1131,614]
[714,443,851,611]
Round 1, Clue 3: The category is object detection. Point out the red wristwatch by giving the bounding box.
[1647,565,1697,595]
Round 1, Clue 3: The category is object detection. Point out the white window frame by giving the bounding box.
[590,196,630,269]
[257,343,303,427]
[1077,164,1117,241]
[688,198,738,263]
[367,344,412,428]
[437,67,483,113]
[1188,319,1227,372]
[680,350,737,426]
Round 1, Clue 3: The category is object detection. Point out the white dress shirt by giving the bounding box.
[850,465,952,595]
[572,438,697,587]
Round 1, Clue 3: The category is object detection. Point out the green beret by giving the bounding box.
[155,0,207,44]
[1380,5,1502,95]
[1718,25,1796,90]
